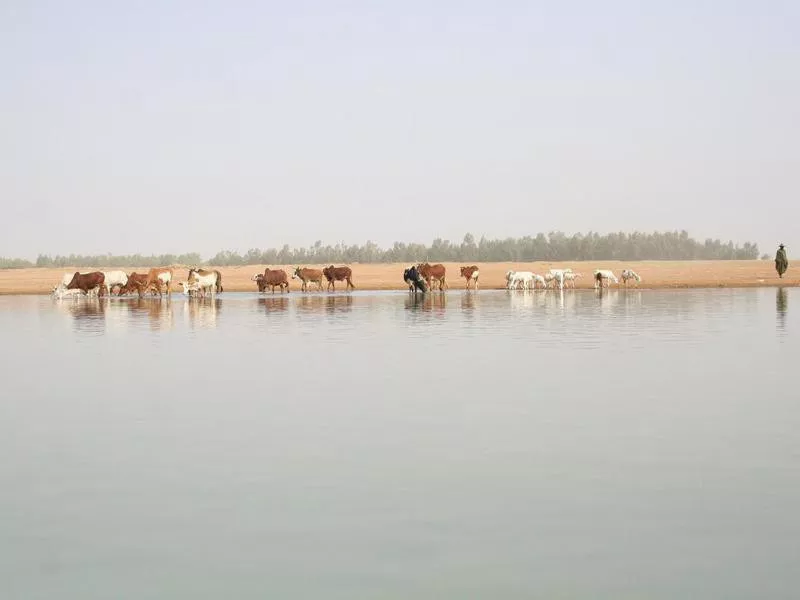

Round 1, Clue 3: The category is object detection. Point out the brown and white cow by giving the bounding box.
[459,265,479,290]
[292,267,324,292]
[417,263,447,291]
[142,267,173,297]
[322,265,355,291]
[66,271,105,294]
[252,268,289,293]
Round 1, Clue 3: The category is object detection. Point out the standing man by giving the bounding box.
[775,243,788,278]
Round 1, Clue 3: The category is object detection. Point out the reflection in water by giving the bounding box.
[326,294,354,314]
[777,287,787,331]
[297,295,325,313]
[262,297,289,313]
[56,297,107,334]
[126,298,174,331]
[404,292,447,313]
[186,298,220,330]
[8,289,799,600]
[460,291,476,311]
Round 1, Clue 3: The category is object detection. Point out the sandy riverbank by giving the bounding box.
[0,261,796,295]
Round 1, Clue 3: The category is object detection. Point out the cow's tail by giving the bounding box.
[216,271,223,293]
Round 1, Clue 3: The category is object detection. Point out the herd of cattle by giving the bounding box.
[401,264,642,292]
[49,263,643,299]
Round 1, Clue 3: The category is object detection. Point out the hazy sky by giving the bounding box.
[2,1,798,259]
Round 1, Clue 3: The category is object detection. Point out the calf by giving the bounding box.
[459,265,480,290]
[292,266,324,292]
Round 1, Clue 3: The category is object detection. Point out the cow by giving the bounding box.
[620,269,641,287]
[594,269,619,289]
[101,270,129,296]
[187,268,219,297]
[322,265,355,291]
[252,268,289,293]
[66,271,105,294]
[417,263,447,291]
[292,266,325,292]
[403,265,428,292]
[117,272,151,297]
[142,267,174,297]
[177,281,201,297]
[563,272,582,289]
[51,283,86,300]
[508,271,537,291]
[459,265,479,290]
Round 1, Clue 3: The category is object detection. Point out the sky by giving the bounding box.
[2,0,798,259]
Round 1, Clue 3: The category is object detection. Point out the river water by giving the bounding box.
[1,288,798,599]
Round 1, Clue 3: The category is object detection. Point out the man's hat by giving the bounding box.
[779,243,785,248]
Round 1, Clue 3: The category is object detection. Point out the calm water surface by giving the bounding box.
[1,288,798,599]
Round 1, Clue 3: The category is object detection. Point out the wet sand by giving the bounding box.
[0,261,795,295]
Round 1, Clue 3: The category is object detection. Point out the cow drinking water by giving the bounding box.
[417,263,446,291]
[403,266,428,292]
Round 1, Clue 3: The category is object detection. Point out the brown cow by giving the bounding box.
[322,265,355,291]
[459,265,479,290]
[417,263,447,291]
[292,266,324,292]
[252,268,289,293]
[66,271,105,294]
[118,272,150,297]
[143,267,173,297]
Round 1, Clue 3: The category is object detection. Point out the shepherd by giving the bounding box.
[775,243,788,278]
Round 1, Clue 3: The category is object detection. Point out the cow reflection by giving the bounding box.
[404,293,447,312]
[186,297,220,330]
[297,295,326,313]
[262,297,289,313]
[63,298,107,320]
[62,298,107,334]
[126,298,173,330]
[326,295,353,314]
[461,292,476,311]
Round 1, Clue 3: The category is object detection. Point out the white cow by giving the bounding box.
[101,270,128,295]
[508,271,539,290]
[187,268,219,297]
[593,269,619,288]
[178,281,201,297]
[620,269,642,286]
[531,274,547,289]
[563,272,582,288]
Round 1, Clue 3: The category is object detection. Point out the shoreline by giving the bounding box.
[0,261,796,295]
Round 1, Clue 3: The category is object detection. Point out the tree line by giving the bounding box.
[1,230,761,269]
